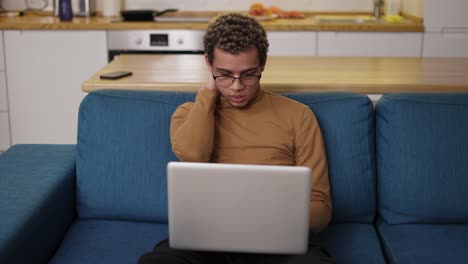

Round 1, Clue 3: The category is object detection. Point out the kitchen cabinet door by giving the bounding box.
[0,31,10,152]
[317,32,422,57]
[4,30,107,144]
[0,72,7,111]
[0,31,5,71]
[268,31,317,56]
[0,113,10,152]
[0,72,8,152]
[423,30,468,57]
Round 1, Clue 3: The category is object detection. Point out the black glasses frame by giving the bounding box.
[212,73,262,87]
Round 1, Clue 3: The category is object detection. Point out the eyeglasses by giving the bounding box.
[212,73,262,88]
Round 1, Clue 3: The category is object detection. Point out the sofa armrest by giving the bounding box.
[0,144,76,264]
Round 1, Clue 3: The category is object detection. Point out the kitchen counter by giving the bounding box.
[0,11,423,32]
[82,54,468,94]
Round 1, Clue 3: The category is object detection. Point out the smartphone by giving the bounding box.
[100,71,133,80]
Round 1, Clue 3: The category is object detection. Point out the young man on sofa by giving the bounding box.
[139,13,333,264]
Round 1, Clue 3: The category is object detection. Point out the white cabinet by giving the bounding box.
[268,31,317,56]
[423,0,468,58]
[0,31,4,71]
[0,113,10,152]
[423,30,468,57]
[0,31,10,153]
[317,32,422,57]
[0,71,9,152]
[0,66,10,153]
[4,30,107,145]
[0,72,7,111]
[0,32,7,112]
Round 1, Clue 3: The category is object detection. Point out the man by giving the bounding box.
[139,13,333,264]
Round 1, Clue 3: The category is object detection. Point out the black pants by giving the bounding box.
[138,233,334,264]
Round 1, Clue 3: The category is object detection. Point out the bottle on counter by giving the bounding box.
[385,0,401,16]
[58,0,73,21]
[102,0,122,17]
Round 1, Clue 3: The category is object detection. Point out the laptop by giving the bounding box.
[167,162,312,254]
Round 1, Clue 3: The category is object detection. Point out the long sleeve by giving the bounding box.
[170,89,218,162]
[294,106,332,233]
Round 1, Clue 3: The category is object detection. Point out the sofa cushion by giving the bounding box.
[0,144,76,264]
[318,223,386,264]
[376,93,468,224]
[378,222,468,264]
[286,93,376,223]
[77,90,195,222]
[49,219,168,264]
[49,220,385,264]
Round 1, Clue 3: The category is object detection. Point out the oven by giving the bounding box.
[107,30,205,61]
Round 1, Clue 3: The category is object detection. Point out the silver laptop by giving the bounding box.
[167,162,312,254]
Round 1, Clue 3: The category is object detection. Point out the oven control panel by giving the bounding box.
[108,30,205,52]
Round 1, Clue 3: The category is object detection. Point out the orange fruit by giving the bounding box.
[249,3,269,16]
[250,2,265,10]
[268,6,282,15]
[248,8,263,16]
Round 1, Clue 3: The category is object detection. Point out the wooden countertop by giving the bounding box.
[0,11,423,32]
[82,55,468,94]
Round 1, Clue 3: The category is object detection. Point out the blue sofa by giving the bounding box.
[1,90,467,264]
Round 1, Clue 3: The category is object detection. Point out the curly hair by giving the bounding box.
[204,13,269,66]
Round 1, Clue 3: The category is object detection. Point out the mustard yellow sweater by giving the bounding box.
[170,88,332,232]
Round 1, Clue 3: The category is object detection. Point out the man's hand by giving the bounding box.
[201,74,219,95]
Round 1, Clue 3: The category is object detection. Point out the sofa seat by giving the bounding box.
[50,220,386,264]
[378,222,468,264]
[50,219,168,264]
[319,223,386,264]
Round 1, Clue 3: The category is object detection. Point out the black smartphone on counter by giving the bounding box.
[100,71,133,80]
